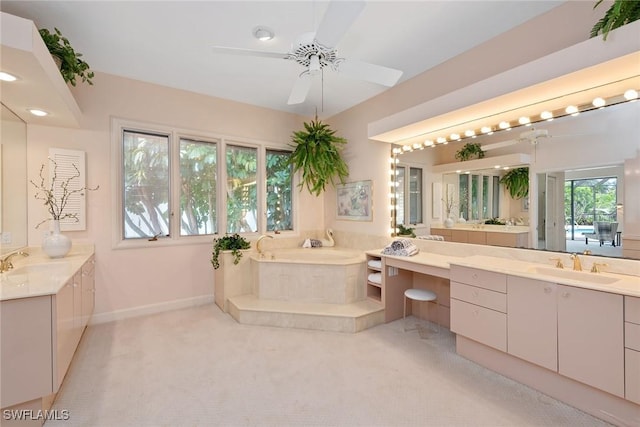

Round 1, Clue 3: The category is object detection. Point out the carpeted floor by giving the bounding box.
[45,304,610,426]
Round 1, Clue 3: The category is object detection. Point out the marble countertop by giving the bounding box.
[0,245,94,301]
[367,250,640,298]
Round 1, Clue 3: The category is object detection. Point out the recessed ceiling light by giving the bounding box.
[0,71,18,82]
[28,109,48,117]
[253,27,274,41]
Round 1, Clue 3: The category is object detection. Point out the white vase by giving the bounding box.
[444,217,455,228]
[42,220,72,258]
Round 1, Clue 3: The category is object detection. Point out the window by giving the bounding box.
[179,138,217,236]
[266,149,293,231]
[458,172,500,221]
[226,144,257,233]
[396,165,423,225]
[122,130,170,239]
[115,119,295,246]
[564,177,617,240]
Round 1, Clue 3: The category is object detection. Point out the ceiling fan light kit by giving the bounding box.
[253,27,274,41]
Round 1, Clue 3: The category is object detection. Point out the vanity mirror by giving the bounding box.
[391,98,640,259]
[1,103,28,255]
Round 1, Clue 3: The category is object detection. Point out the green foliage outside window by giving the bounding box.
[564,178,617,226]
[266,150,293,231]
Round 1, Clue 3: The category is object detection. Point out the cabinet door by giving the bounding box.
[1,296,53,408]
[54,278,75,390]
[625,348,640,404]
[450,230,468,243]
[558,285,624,397]
[507,277,557,371]
[467,231,486,245]
[450,298,506,351]
[81,257,96,327]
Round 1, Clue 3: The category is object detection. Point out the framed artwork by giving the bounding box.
[336,180,373,221]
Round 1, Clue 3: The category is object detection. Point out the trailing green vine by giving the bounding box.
[211,234,250,269]
[500,167,529,200]
[289,117,349,196]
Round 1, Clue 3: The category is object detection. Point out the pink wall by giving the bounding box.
[26,72,322,319]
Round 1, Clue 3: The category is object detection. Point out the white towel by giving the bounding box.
[367,259,382,269]
[368,272,382,284]
[381,239,419,257]
[416,235,445,241]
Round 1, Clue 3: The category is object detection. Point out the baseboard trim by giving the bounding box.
[90,295,214,325]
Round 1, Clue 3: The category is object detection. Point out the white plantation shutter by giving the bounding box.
[49,148,86,231]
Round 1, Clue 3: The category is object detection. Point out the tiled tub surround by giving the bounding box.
[227,246,384,332]
[251,248,366,304]
[1,245,95,425]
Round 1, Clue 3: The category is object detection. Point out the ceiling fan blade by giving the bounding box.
[314,1,365,48]
[287,73,312,105]
[211,46,288,60]
[338,59,403,87]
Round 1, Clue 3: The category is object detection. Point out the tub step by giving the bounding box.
[227,295,385,333]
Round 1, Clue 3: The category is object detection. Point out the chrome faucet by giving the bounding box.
[256,235,274,257]
[569,253,582,271]
[0,251,29,273]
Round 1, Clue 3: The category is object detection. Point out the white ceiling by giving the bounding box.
[0,1,564,119]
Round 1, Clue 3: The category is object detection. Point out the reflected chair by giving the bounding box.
[592,221,618,247]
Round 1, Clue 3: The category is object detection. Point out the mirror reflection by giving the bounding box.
[393,98,640,259]
[1,103,28,255]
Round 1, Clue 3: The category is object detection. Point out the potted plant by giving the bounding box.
[591,0,640,40]
[289,116,349,196]
[39,27,94,86]
[455,142,485,161]
[211,233,251,269]
[396,224,416,238]
[500,167,529,200]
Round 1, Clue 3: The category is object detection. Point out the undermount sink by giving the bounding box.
[527,266,620,285]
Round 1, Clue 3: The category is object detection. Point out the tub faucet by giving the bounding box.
[256,235,274,257]
[569,253,582,271]
[0,250,29,273]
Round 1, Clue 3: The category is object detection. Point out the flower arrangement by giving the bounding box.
[30,158,99,228]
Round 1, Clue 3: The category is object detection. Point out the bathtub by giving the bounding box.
[250,248,366,304]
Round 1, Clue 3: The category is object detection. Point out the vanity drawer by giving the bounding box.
[450,266,507,293]
[450,298,507,352]
[625,348,640,404]
[625,296,640,325]
[626,322,640,351]
[451,281,507,313]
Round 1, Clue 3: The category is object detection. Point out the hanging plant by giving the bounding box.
[500,167,529,200]
[289,116,349,196]
[211,234,251,269]
[455,142,485,161]
[591,0,640,40]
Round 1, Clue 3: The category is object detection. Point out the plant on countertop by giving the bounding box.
[30,158,99,228]
[211,233,251,269]
[484,218,506,225]
[396,223,416,238]
[500,167,529,200]
[455,142,485,161]
[39,27,94,86]
[289,116,349,196]
[591,0,640,40]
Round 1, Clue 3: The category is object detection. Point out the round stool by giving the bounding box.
[403,288,439,336]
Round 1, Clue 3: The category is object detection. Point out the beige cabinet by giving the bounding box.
[507,276,558,371]
[1,256,96,410]
[450,266,507,352]
[557,285,624,398]
[507,275,624,398]
[81,255,96,327]
[624,296,640,404]
[0,296,53,408]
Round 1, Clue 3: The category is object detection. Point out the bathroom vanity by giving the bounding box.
[430,224,529,247]
[365,248,639,426]
[0,246,95,421]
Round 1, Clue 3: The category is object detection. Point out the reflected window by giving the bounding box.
[396,165,423,225]
[458,172,500,221]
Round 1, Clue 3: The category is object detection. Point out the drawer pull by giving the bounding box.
[472,273,478,279]
[561,292,570,298]
[473,309,479,317]
[472,290,479,297]
[544,286,552,294]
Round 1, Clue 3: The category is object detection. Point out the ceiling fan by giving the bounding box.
[211,1,403,105]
